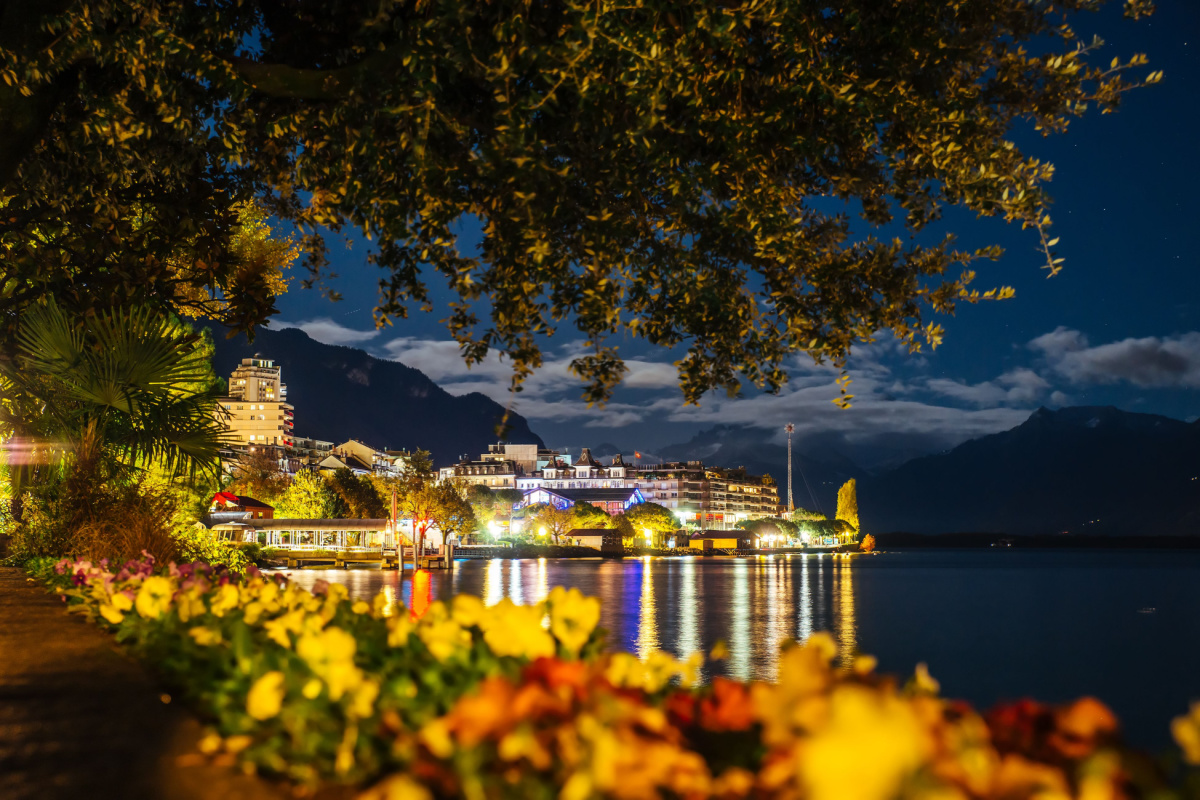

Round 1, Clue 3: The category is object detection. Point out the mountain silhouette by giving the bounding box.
[860,406,1200,535]
[208,326,543,466]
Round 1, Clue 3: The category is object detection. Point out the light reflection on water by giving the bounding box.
[280,554,859,681]
[275,550,1200,749]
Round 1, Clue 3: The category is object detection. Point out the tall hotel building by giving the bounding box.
[219,356,295,449]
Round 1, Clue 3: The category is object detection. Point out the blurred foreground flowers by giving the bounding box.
[35,555,1200,799]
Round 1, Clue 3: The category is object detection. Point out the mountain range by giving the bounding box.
[208,326,542,466]
[657,408,1199,536]
[858,406,1200,536]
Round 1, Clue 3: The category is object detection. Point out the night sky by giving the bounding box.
[272,3,1199,468]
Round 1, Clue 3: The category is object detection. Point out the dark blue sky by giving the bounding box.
[272,3,1200,467]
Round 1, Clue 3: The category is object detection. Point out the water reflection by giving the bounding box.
[798,554,813,644]
[636,557,659,658]
[677,558,699,658]
[281,554,860,680]
[836,556,857,663]
[730,559,751,680]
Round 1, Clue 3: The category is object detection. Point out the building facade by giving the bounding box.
[630,461,706,522]
[516,448,630,491]
[219,356,294,449]
[700,467,781,529]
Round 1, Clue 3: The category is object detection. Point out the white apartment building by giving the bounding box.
[219,356,294,448]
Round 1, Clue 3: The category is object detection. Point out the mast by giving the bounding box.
[785,423,795,514]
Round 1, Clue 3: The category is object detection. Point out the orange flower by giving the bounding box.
[699,678,756,732]
[1050,697,1118,760]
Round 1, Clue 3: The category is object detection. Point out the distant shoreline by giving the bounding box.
[874,532,1200,550]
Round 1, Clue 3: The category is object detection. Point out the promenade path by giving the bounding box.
[0,567,306,800]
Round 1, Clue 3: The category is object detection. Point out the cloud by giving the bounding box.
[667,372,1031,450]
[274,318,381,346]
[925,368,1050,407]
[1030,327,1200,388]
[379,337,683,427]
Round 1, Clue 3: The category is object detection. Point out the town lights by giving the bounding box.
[487,520,501,538]
[538,526,547,538]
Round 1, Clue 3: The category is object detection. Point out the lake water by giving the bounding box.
[278,549,1200,750]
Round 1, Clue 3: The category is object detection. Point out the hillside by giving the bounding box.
[860,406,1200,536]
[209,327,543,466]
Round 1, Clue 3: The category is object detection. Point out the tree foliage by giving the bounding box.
[570,503,612,529]
[0,0,1159,403]
[277,470,343,520]
[624,502,678,535]
[736,517,799,541]
[527,503,576,544]
[327,468,387,519]
[836,479,860,532]
[225,448,290,507]
[790,507,827,523]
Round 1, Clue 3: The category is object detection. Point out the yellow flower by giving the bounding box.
[351,600,371,615]
[479,599,554,660]
[209,583,240,618]
[189,626,224,647]
[912,662,940,695]
[319,583,350,623]
[246,670,286,720]
[242,601,267,625]
[110,592,133,612]
[451,594,486,628]
[416,602,471,662]
[359,775,432,800]
[134,576,174,619]
[349,680,380,719]
[1172,702,1200,765]
[418,718,455,759]
[386,615,414,648]
[175,588,206,623]
[302,678,323,699]
[605,651,688,693]
[262,609,307,649]
[371,591,392,619]
[548,586,601,656]
[296,627,362,700]
[800,685,932,800]
[99,603,125,624]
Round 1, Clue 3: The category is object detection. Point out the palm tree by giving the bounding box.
[0,299,230,490]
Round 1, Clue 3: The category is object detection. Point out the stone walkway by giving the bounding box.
[0,567,295,800]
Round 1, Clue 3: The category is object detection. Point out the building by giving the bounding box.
[701,467,781,529]
[438,442,568,488]
[291,436,334,461]
[631,461,706,522]
[317,452,375,476]
[440,457,521,488]
[517,448,631,491]
[518,486,645,517]
[688,530,757,551]
[218,356,294,449]
[209,492,274,520]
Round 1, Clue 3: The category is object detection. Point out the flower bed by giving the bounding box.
[34,555,1200,799]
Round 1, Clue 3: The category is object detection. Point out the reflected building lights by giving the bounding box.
[484,559,503,606]
[731,558,750,680]
[677,557,700,659]
[798,553,813,644]
[535,557,549,604]
[835,556,857,665]
[636,557,659,659]
[509,560,524,605]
